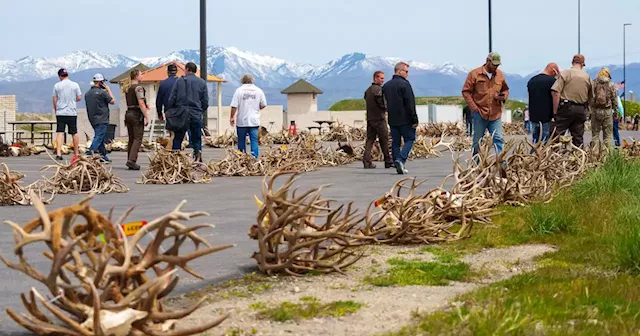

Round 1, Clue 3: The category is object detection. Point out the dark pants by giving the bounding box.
[553,103,588,148]
[466,118,473,136]
[389,124,416,164]
[125,110,144,163]
[237,126,259,157]
[363,120,392,166]
[87,123,108,158]
[174,116,203,153]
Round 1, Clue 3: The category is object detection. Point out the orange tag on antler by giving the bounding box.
[374,195,389,207]
[121,221,147,237]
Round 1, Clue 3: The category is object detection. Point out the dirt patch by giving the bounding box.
[171,244,556,336]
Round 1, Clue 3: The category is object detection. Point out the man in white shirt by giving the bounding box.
[230,74,267,157]
[52,68,82,160]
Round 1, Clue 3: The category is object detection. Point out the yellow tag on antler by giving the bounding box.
[121,221,147,237]
[280,145,288,151]
[306,140,314,148]
[236,150,243,155]
[374,195,390,207]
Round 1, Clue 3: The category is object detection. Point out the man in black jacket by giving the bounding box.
[383,62,418,174]
[168,62,209,161]
[156,63,178,149]
[363,71,393,169]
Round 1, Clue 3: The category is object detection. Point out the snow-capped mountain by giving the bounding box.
[0,46,637,113]
[0,51,139,82]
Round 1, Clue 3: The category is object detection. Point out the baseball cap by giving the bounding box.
[57,68,69,77]
[167,63,178,73]
[572,54,585,66]
[92,73,105,82]
[487,52,501,66]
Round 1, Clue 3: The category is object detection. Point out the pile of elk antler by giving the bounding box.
[205,131,237,148]
[139,149,212,184]
[0,193,233,335]
[321,123,367,142]
[208,149,269,177]
[250,171,373,275]
[502,122,527,135]
[0,163,52,205]
[417,122,464,137]
[261,130,310,145]
[209,138,356,177]
[0,141,46,156]
[622,138,640,157]
[31,155,128,194]
[359,178,475,245]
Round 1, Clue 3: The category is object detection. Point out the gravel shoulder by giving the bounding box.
[170,244,556,336]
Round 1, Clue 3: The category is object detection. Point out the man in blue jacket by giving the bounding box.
[168,62,209,161]
[156,63,178,148]
[383,61,418,175]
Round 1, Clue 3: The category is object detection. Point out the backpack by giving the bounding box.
[165,77,190,133]
[593,81,612,109]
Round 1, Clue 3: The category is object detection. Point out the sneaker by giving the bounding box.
[126,161,140,170]
[55,155,64,161]
[394,161,407,175]
[384,162,394,169]
[363,164,376,169]
[101,157,112,164]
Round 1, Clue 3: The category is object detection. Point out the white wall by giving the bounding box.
[208,105,284,135]
[286,93,318,116]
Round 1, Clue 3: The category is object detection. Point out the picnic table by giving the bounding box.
[8,120,57,144]
[312,120,334,134]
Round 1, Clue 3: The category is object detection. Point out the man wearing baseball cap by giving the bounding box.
[462,52,510,156]
[52,68,82,160]
[551,54,592,147]
[155,63,179,149]
[85,73,115,162]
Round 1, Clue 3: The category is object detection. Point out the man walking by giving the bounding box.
[462,105,473,136]
[551,54,593,148]
[230,74,266,157]
[156,63,179,149]
[462,52,509,156]
[52,68,82,161]
[168,62,209,162]
[383,62,418,175]
[523,106,531,134]
[363,71,392,169]
[589,67,619,148]
[84,73,115,161]
[527,63,559,143]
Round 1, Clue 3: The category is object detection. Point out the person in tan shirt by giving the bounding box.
[462,52,510,156]
[551,54,593,147]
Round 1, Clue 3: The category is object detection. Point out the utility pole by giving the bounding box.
[578,0,581,53]
[624,23,632,114]
[200,0,208,130]
[488,0,492,53]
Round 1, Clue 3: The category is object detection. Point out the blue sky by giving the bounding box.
[1,0,639,74]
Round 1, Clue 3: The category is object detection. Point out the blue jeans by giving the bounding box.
[173,117,203,153]
[472,112,504,156]
[238,126,259,157]
[531,121,551,144]
[87,123,108,159]
[524,120,531,134]
[389,124,416,164]
[613,119,621,146]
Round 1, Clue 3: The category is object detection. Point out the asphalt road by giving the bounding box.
[0,130,634,334]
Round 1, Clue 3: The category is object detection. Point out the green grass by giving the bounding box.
[381,152,640,335]
[329,96,526,113]
[364,258,470,287]
[251,296,363,322]
[420,246,463,263]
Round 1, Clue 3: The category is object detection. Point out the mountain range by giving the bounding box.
[0,47,638,113]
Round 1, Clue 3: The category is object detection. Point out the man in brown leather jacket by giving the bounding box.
[363,71,392,169]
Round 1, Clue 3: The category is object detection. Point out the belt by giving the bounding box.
[561,100,587,106]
